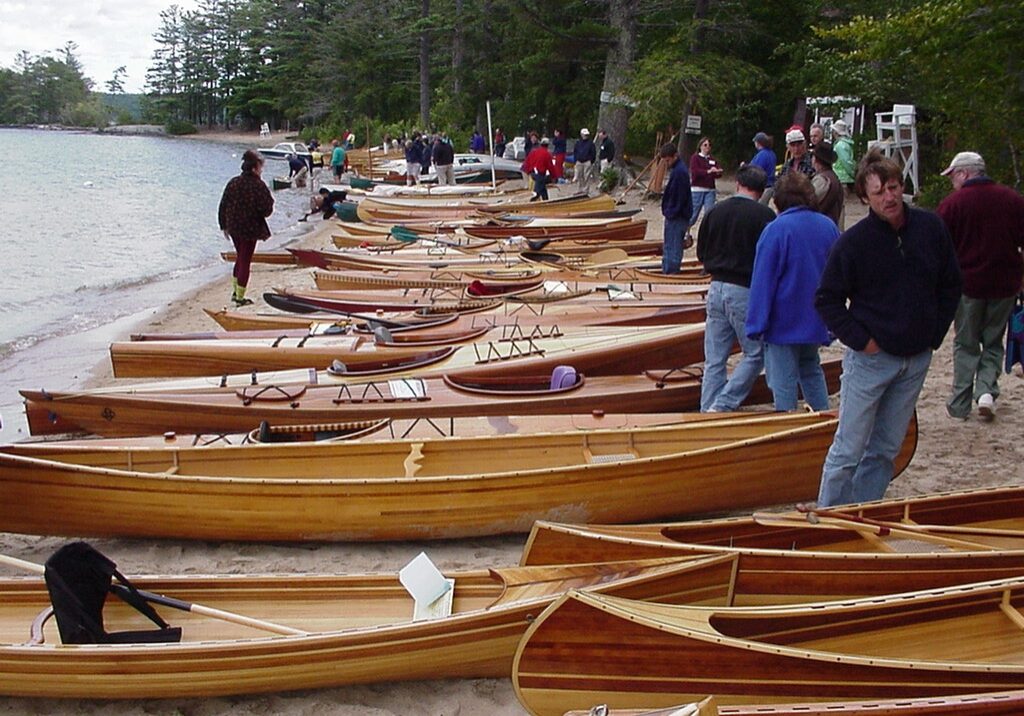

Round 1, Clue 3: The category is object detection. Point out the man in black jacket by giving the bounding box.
[432,135,455,185]
[597,129,615,172]
[573,128,597,192]
[814,149,961,507]
[696,165,776,411]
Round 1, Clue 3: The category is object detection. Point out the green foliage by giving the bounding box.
[0,47,92,124]
[599,166,620,193]
[165,119,199,135]
[803,0,1024,185]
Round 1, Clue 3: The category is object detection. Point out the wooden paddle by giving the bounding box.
[795,505,1000,551]
[0,553,307,637]
[752,510,998,551]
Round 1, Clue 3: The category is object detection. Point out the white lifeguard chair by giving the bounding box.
[871,104,919,198]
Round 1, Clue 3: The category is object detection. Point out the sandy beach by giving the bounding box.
[3,130,1022,714]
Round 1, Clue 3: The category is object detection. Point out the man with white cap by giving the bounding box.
[779,127,815,179]
[938,151,1024,421]
[573,128,596,192]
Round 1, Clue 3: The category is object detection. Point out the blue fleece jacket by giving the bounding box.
[747,206,840,344]
[661,159,693,221]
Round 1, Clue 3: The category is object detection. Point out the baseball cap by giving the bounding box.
[785,128,805,144]
[580,128,590,137]
[940,151,985,176]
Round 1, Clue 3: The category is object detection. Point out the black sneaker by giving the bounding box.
[232,297,254,307]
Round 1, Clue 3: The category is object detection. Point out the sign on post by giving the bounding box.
[685,115,702,135]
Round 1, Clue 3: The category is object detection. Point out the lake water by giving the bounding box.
[0,128,314,440]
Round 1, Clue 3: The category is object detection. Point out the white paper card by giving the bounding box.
[543,280,571,294]
[399,552,452,605]
[389,378,427,399]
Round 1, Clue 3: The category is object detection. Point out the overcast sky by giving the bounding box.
[1,0,199,93]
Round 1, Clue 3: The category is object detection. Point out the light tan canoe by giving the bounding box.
[512,576,1024,715]
[107,323,706,378]
[0,412,857,540]
[0,555,711,699]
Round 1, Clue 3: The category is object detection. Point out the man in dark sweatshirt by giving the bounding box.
[937,151,1024,421]
[659,142,693,275]
[696,164,776,411]
[814,149,961,507]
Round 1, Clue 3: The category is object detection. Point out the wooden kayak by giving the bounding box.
[512,576,1024,714]
[0,412,865,541]
[21,357,842,438]
[0,555,712,698]
[520,479,1024,567]
[310,268,545,292]
[107,323,707,378]
[565,691,1024,715]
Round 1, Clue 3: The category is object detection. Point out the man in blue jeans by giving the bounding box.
[660,143,693,274]
[696,164,776,411]
[814,150,961,507]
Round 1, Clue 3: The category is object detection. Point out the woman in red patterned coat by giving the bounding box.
[218,149,274,306]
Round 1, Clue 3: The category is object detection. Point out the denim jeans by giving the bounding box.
[701,281,764,411]
[947,295,1016,417]
[662,217,688,274]
[764,343,830,411]
[689,189,716,229]
[817,347,932,507]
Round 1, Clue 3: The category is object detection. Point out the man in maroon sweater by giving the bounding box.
[938,151,1024,421]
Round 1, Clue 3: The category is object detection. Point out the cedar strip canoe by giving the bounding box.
[520,480,1024,568]
[0,412,859,541]
[202,302,707,332]
[0,556,713,699]
[512,577,1024,715]
[107,323,707,378]
[21,357,841,438]
[564,691,1024,715]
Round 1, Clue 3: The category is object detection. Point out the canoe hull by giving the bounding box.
[0,414,850,541]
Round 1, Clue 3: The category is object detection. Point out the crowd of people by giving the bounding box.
[220,116,1023,511]
[672,121,1023,510]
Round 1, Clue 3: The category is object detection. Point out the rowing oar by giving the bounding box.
[795,505,998,551]
[0,553,307,636]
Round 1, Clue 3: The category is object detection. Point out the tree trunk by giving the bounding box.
[595,0,638,170]
[419,0,431,127]
[452,0,464,96]
[678,0,710,158]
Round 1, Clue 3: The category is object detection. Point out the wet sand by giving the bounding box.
[2,142,1023,714]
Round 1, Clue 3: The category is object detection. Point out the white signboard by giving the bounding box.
[685,115,702,135]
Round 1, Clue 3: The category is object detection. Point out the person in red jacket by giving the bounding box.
[938,151,1024,421]
[688,136,723,233]
[523,137,555,201]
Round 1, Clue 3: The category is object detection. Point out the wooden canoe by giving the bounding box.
[21,357,842,438]
[564,691,1024,715]
[0,555,715,699]
[107,323,707,378]
[520,480,1024,567]
[0,412,864,540]
[201,302,707,332]
[512,576,1024,714]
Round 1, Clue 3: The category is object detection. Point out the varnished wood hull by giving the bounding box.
[1,413,854,540]
[564,691,1024,715]
[512,578,1024,715]
[520,477,1024,568]
[21,357,841,438]
[107,323,707,378]
[0,557,707,699]
[202,302,707,332]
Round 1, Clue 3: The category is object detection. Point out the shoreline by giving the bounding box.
[2,183,1023,714]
